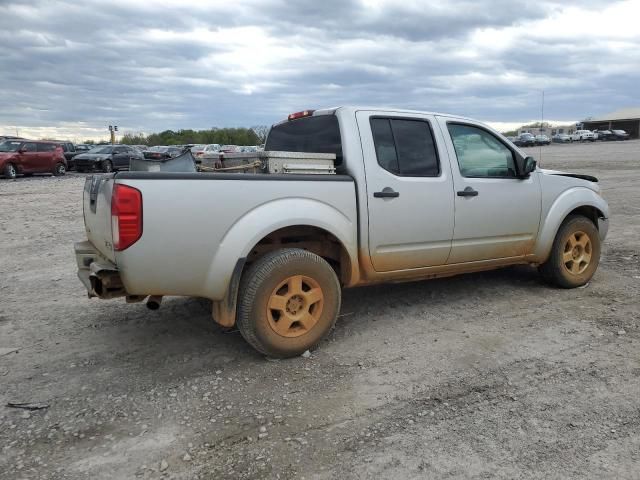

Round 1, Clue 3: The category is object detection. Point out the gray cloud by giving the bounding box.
[0,0,637,139]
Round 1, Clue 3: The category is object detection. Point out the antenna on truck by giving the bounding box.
[539,90,545,166]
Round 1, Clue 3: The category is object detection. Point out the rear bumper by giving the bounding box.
[75,240,127,298]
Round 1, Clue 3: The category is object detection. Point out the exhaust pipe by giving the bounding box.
[146,295,163,310]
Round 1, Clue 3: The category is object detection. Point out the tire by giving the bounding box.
[3,163,17,179]
[539,215,601,288]
[53,162,66,176]
[237,248,341,358]
[102,160,113,173]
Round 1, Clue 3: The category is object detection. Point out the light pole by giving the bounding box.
[108,125,118,145]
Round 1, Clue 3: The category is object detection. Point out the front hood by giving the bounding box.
[539,168,598,183]
[539,168,601,195]
[0,152,17,158]
[75,153,109,161]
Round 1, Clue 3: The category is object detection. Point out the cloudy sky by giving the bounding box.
[1,0,639,141]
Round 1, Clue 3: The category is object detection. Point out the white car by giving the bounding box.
[571,130,595,142]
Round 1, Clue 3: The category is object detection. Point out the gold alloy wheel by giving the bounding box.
[562,230,592,275]
[266,275,324,338]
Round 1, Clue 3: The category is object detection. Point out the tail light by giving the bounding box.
[111,184,142,251]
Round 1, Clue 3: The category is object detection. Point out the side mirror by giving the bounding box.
[522,156,537,176]
[18,148,27,153]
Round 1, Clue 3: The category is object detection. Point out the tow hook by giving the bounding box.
[146,296,163,310]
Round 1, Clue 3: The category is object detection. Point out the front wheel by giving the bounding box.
[237,248,341,358]
[539,215,601,288]
[53,162,66,176]
[102,160,113,173]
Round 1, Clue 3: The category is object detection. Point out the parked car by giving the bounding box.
[143,146,184,160]
[192,144,220,159]
[0,140,66,179]
[552,134,571,143]
[73,145,143,173]
[74,106,609,358]
[535,135,550,146]
[571,130,595,142]
[514,133,536,147]
[611,129,630,140]
[592,130,612,141]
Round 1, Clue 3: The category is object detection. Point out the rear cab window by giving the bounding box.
[265,115,343,166]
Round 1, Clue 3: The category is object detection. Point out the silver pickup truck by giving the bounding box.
[75,107,609,357]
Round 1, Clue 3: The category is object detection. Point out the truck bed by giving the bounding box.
[82,171,357,300]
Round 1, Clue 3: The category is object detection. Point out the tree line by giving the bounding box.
[83,126,269,146]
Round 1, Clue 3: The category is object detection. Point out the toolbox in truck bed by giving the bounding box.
[200,151,336,174]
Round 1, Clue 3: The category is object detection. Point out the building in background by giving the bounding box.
[582,107,640,139]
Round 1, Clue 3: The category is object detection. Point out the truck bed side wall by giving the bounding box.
[113,175,359,299]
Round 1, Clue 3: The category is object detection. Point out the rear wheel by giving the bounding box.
[3,163,17,179]
[102,160,113,173]
[53,162,66,176]
[237,248,341,358]
[539,215,601,288]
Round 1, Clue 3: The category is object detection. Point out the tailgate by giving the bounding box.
[83,174,116,263]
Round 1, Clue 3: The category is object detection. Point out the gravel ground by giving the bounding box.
[1,140,639,479]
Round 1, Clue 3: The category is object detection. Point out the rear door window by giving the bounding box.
[265,115,343,165]
[370,118,440,177]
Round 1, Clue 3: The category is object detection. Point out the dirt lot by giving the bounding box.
[1,140,639,479]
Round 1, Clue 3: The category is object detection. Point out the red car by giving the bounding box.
[0,140,67,179]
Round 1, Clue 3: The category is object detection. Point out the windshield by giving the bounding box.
[91,146,113,154]
[612,130,626,134]
[0,141,22,152]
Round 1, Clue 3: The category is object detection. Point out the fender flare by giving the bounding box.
[533,187,608,261]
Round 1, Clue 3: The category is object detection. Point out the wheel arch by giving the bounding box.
[207,198,359,327]
[533,187,609,262]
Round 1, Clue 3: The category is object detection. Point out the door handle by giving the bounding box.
[457,187,478,197]
[374,188,400,198]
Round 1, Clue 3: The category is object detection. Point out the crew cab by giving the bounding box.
[74,107,609,357]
